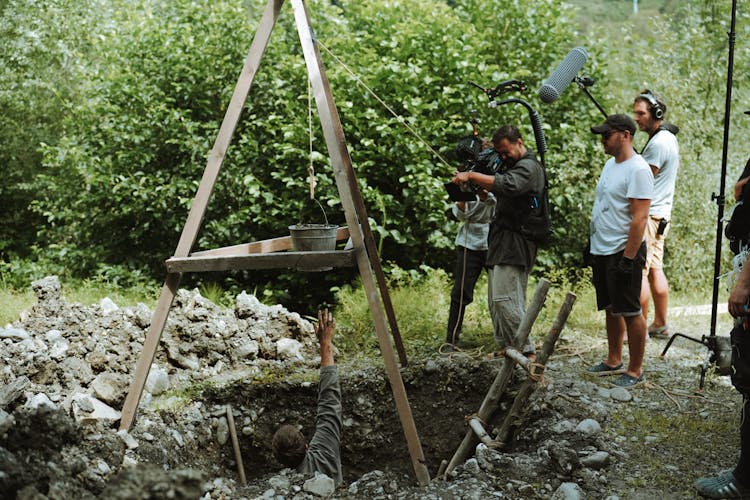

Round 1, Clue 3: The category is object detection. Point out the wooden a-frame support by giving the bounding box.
[119,0,430,485]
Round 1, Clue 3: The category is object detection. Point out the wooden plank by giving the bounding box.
[191,227,351,257]
[191,236,294,257]
[291,0,429,485]
[444,279,551,476]
[165,250,356,273]
[119,0,284,432]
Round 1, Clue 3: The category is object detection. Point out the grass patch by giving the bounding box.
[0,288,35,326]
[0,275,159,327]
[608,405,738,494]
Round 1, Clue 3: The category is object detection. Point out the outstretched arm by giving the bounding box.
[316,308,335,367]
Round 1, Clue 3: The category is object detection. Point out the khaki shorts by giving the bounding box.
[644,216,670,272]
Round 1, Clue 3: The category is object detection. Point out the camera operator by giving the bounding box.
[451,125,544,358]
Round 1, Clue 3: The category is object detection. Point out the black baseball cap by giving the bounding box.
[591,114,637,136]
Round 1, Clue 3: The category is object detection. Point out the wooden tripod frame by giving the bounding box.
[118,0,430,485]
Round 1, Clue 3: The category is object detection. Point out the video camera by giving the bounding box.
[455,134,500,176]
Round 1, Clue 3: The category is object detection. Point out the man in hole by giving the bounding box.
[272,309,342,484]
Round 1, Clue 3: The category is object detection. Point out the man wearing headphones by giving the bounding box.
[633,90,680,340]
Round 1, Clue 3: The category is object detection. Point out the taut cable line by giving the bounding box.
[316,39,454,171]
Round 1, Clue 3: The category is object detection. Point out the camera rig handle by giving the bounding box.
[489,97,547,166]
[468,79,528,101]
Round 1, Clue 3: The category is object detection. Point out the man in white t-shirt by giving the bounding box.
[633,90,679,340]
[586,114,654,388]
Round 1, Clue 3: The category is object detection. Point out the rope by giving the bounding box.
[307,78,316,200]
[315,39,454,171]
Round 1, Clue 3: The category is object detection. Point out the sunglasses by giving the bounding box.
[602,129,629,140]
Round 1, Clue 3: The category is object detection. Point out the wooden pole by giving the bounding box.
[494,292,577,447]
[227,405,247,484]
[119,0,284,432]
[291,0,429,485]
[444,278,550,476]
[468,417,494,446]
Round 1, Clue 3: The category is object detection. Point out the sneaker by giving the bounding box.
[648,324,670,339]
[586,362,625,375]
[695,470,750,498]
[611,373,645,388]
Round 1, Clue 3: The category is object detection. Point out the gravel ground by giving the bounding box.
[0,276,743,499]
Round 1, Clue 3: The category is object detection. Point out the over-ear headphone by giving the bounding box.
[638,90,665,120]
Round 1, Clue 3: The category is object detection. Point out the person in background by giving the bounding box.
[272,309,342,484]
[633,90,680,340]
[445,186,496,349]
[585,114,653,388]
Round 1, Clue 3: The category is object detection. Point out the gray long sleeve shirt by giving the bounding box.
[297,365,343,484]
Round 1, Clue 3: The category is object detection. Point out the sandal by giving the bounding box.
[611,373,645,388]
[648,324,670,339]
[695,470,750,498]
[586,362,625,375]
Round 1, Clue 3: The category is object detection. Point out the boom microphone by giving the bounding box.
[537,47,588,104]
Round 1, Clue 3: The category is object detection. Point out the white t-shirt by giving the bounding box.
[641,129,679,218]
[590,153,654,255]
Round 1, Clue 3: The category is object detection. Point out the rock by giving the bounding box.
[580,451,610,469]
[117,430,139,450]
[45,329,70,359]
[216,416,229,445]
[303,472,335,497]
[268,473,291,491]
[552,482,585,500]
[25,393,57,411]
[609,387,632,402]
[0,327,29,340]
[71,393,121,423]
[235,291,264,319]
[551,419,576,434]
[462,457,481,475]
[145,365,170,395]
[91,372,128,404]
[424,359,439,373]
[99,297,119,315]
[236,340,260,359]
[0,409,15,435]
[575,418,602,436]
[276,338,304,360]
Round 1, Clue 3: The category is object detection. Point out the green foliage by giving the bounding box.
[0,0,100,256]
[2,0,748,307]
[333,265,495,357]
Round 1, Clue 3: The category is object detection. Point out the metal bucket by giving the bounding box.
[288,224,338,271]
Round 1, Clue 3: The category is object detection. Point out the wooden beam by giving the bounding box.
[165,250,356,273]
[494,292,577,448]
[191,226,350,257]
[444,279,551,476]
[120,273,182,431]
[119,0,284,432]
[291,0,428,485]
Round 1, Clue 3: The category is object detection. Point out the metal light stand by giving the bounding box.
[659,0,738,390]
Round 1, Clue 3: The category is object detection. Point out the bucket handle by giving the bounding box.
[298,198,330,226]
